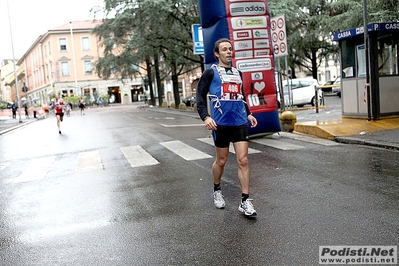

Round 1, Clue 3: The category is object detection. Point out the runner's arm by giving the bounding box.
[196,68,214,121]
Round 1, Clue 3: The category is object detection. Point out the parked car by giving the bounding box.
[182,95,196,107]
[332,85,341,98]
[321,77,340,93]
[278,78,323,108]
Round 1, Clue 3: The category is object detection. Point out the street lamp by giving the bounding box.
[6,0,22,122]
[70,22,79,96]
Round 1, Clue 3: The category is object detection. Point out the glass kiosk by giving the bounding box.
[331,22,399,119]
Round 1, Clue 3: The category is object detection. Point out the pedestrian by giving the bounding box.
[33,101,38,118]
[24,102,29,119]
[65,101,71,116]
[11,100,17,119]
[196,38,258,217]
[53,94,66,134]
[78,96,85,115]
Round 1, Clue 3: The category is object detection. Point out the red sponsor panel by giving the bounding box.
[223,0,276,114]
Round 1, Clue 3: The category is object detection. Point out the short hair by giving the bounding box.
[213,38,231,55]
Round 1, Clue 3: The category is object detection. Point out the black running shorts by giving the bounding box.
[57,112,64,121]
[212,124,249,148]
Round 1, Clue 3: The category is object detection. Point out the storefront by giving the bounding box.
[131,85,144,102]
[108,86,121,104]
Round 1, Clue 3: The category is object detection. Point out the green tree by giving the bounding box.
[158,0,203,107]
[329,0,399,32]
[368,0,398,22]
[93,1,153,102]
[93,0,202,108]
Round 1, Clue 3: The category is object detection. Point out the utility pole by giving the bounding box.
[6,0,22,122]
[70,22,79,96]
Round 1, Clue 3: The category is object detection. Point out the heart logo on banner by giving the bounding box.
[254,82,265,93]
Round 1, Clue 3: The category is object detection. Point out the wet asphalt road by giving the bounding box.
[0,103,398,265]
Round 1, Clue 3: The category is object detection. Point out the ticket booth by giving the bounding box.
[331,22,399,119]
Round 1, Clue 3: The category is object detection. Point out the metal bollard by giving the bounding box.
[315,85,319,113]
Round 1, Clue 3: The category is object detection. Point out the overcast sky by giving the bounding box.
[0,0,105,61]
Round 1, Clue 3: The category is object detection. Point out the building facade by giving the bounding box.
[0,60,19,102]
[15,20,147,106]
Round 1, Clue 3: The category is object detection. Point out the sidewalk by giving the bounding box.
[294,116,399,151]
[0,115,38,135]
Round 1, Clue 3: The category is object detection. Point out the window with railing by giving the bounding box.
[84,60,93,74]
[82,37,90,51]
[59,38,67,51]
[61,62,69,76]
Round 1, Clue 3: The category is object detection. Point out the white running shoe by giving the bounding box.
[213,190,225,209]
[238,199,257,216]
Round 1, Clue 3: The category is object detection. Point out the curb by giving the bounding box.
[335,136,399,151]
[293,124,335,140]
[0,119,37,135]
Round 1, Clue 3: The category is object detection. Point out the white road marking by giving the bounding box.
[160,140,213,160]
[13,157,56,183]
[148,117,175,120]
[159,124,205,127]
[75,151,104,173]
[251,138,305,150]
[197,138,261,154]
[121,146,159,167]
[276,132,340,146]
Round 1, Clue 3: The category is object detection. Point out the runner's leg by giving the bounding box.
[233,141,250,194]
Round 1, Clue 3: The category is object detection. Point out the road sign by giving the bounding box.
[22,86,28,93]
[271,15,288,57]
[192,24,204,55]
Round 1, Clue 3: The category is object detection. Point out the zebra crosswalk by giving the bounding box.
[4,134,339,184]
[251,138,304,150]
[121,145,160,167]
[160,140,213,160]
